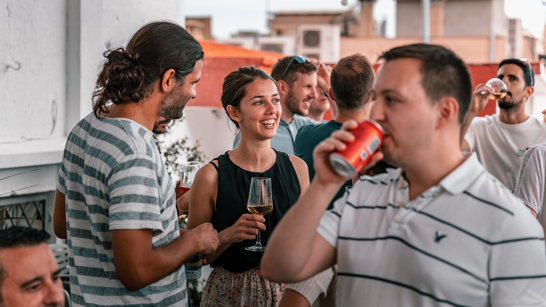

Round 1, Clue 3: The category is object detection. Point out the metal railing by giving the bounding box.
[0,195,47,231]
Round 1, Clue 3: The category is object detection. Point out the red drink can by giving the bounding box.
[329,120,384,178]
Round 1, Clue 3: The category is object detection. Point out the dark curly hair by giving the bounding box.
[92,21,204,117]
[221,66,276,128]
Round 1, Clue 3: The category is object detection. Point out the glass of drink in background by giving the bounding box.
[178,162,202,229]
[180,162,202,196]
[481,78,507,100]
[245,177,273,252]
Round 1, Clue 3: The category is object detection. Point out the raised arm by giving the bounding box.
[261,120,383,282]
[186,163,266,264]
[315,61,337,118]
[461,84,492,151]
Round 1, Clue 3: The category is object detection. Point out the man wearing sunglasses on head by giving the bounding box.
[232,55,336,155]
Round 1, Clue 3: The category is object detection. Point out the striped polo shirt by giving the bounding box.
[57,113,187,307]
[317,153,546,307]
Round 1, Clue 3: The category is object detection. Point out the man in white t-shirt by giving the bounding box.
[261,44,546,306]
[461,59,546,183]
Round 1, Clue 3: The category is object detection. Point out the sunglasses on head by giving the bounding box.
[281,55,310,81]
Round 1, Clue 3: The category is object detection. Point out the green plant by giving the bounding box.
[154,128,206,178]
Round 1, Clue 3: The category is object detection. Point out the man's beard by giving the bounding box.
[160,86,190,120]
[284,93,303,116]
[498,94,523,113]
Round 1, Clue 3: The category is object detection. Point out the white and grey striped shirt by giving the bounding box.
[318,153,546,307]
[57,113,186,307]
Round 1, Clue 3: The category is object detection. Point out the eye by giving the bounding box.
[510,76,517,82]
[26,282,41,292]
[384,95,395,104]
[254,100,263,105]
[272,99,280,104]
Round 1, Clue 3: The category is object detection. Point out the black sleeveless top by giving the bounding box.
[209,150,301,273]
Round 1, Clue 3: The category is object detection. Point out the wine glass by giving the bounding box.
[481,78,507,100]
[245,177,273,252]
[180,162,202,195]
[178,162,202,227]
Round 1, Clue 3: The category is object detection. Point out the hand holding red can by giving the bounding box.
[312,120,384,186]
[329,120,384,178]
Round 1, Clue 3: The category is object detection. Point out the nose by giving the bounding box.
[43,280,65,306]
[309,86,317,98]
[191,84,197,100]
[265,100,277,115]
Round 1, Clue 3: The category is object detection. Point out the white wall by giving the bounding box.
[0,0,68,141]
[159,107,237,180]
[0,0,187,239]
[103,0,185,47]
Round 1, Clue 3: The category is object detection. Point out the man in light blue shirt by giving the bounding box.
[233,56,334,155]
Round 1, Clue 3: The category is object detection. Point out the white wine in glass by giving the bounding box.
[245,177,273,252]
[481,78,507,100]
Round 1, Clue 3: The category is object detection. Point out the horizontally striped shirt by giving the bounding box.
[57,113,186,307]
[317,153,546,307]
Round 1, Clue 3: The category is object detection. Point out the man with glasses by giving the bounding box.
[461,59,546,185]
[233,55,335,155]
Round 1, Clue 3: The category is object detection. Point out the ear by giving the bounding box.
[161,69,178,94]
[277,80,288,96]
[226,105,242,125]
[524,85,534,99]
[435,97,459,130]
[328,88,335,101]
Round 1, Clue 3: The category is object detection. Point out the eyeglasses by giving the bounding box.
[280,55,310,81]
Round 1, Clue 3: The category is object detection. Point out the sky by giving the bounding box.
[186,0,546,40]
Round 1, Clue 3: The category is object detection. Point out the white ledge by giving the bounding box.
[0,137,67,169]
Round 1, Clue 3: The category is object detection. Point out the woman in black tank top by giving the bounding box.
[187,67,309,307]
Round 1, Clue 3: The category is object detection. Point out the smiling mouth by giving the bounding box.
[260,119,275,126]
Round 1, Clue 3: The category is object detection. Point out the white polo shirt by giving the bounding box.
[318,153,546,307]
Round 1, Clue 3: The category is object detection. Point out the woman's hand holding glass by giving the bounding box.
[223,214,266,244]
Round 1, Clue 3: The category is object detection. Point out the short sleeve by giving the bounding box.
[515,146,546,215]
[488,205,546,306]
[317,187,350,248]
[464,119,477,151]
[56,157,67,195]
[108,153,163,231]
[233,130,241,149]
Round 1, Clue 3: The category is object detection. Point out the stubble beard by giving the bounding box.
[285,92,304,117]
[160,86,190,120]
[498,95,523,114]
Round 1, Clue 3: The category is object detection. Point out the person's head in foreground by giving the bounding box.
[271,55,317,120]
[372,43,472,167]
[92,21,203,123]
[496,58,534,113]
[330,53,375,114]
[0,227,64,307]
[223,66,281,142]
